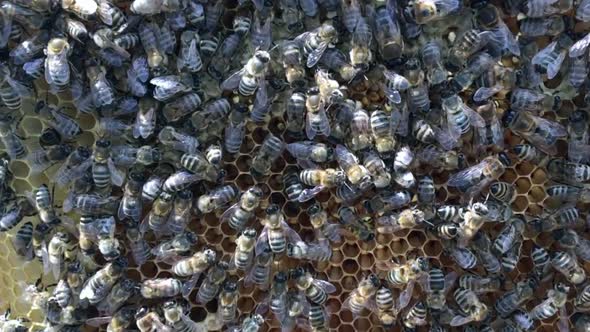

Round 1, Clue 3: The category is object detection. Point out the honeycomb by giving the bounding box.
[1,1,590,332]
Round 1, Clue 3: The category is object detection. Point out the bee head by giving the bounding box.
[39,127,62,148]
[570,110,588,123]
[250,186,264,198]
[223,280,237,292]
[135,306,149,319]
[289,267,305,279]
[177,190,193,200]
[242,228,257,238]
[307,203,321,215]
[498,152,511,167]
[274,271,288,283]
[266,204,280,215]
[368,274,380,287]
[204,249,217,263]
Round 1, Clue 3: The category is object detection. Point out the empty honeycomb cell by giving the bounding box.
[354,317,372,330]
[237,296,255,313]
[10,178,32,193]
[407,230,426,248]
[236,174,255,189]
[342,259,359,275]
[436,186,448,202]
[224,164,239,181]
[270,157,287,173]
[267,174,282,191]
[500,168,518,184]
[423,240,443,257]
[20,117,43,137]
[342,243,360,258]
[341,275,358,292]
[26,173,50,189]
[283,202,300,217]
[376,233,393,246]
[235,155,250,173]
[204,229,223,245]
[269,192,286,207]
[339,309,354,324]
[339,323,355,332]
[9,160,29,179]
[330,249,344,265]
[127,268,142,281]
[390,239,409,255]
[139,261,158,278]
[526,204,544,217]
[77,130,97,146]
[77,113,96,130]
[358,253,374,270]
[374,247,391,262]
[315,190,332,203]
[359,240,376,252]
[512,195,529,213]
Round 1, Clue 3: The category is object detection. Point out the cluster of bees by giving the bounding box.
[2,0,590,331]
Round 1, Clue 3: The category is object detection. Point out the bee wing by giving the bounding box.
[533,41,558,66]
[383,70,410,91]
[0,12,11,48]
[450,314,474,327]
[322,223,342,242]
[26,150,52,175]
[282,219,303,244]
[220,203,239,224]
[254,226,270,257]
[307,41,329,68]
[473,85,502,102]
[444,271,458,293]
[463,106,486,129]
[570,33,590,58]
[97,1,113,25]
[496,23,520,56]
[306,112,317,140]
[447,163,485,188]
[181,273,201,299]
[86,316,112,327]
[547,50,567,79]
[558,304,570,332]
[296,185,324,202]
[252,79,269,115]
[132,57,149,83]
[107,159,125,187]
[384,87,402,104]
[23,58,45,76]
[396,279,415,311]
[60,216,79,239]
[521,116,567,155]
[221,69,245,91]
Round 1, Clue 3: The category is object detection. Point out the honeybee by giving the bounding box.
[471,232,502,274]
[503,109,567,156]
[376,208,428,234]
[135,307,172,332]
[552,251,586,284]
[315,69,343,105]
[26,144,74,175]
[530,283,569,327]
[250,133,284,179]
[408,0,461,24]
[444,241,478,270]
[495,278,535,318]
[305,87,331,139]
[239,313,265,332]
[173,248,217,297]
[44,37,70,92]
[338,206,375,241]
[402,301,428,329]
[196,261,228,304]
[371,109,397,156]
[229,228,256,271]
[96,278,138,315]
[458,274,501,294]
[335,144,371,187]
[447,156,506,201]
[421,268,458,310]
[416,145,464,171]
[371,0,404,62]
[308,203,341,243]
[364,190,412,214]
[140,278,182,299]
[547,158,590,184]
[217,281,239,324]
[151,231,197,264]
[80,257,127,305]
[376,256,429,310]
[255,205,301,256]
[163,300,203,332]
[295,22,338,67]
[291,267,336,305]
[450,288,488,326]
[457,202,489,246]
[221,50,270,96]
[286,141,333,167]
[299,168,345,201]
[244,247,273,290]
[197,185,239,214]
[392,146,415,188]
[439,92,486,150]
[363,151,391,189]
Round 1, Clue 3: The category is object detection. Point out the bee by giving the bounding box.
[554,229,590,262]
[574,313,590,332]
[417,176,435,206]
[447,29,491,71]
[364,190,412,214]
[133,98,157,139]
[0,63,32,111]
[197,185,239,214]
[377,257,429,309]
[55,146,92,189]
[140,278,182,299]
[547,158,590,184]
[530,283,569,326]
[172,248,216,297]
[44,38,70,92]
[92,138,124,195]
[295,22,338,67]
[363,151,391,189]
[166,190,194,235]
[402,301,428,329]
[440,92,486,150]
[279,40,305,89]
[422,268,457,310]
[151,231,197,264]
[349,107,372,151]
[265,271,288,322]
[509,88,560,112]
[27,144,74,175]
[244,247,272,290]
[372,0,404,62]
[80,257,128,305]
[474,99,505,151]
[0,117,25,159]
[177,30,202,73]
[33,184,59,225]
[319,48,359,82]
[501,236,523,272]
[305,87,331,139]
[229,228,256,271]
[392,146,415,188]
[162,170,202,193]
[0,308,27,332]
[221,50,270,96]
[575,284,590,312]
[430,222,460,240]
[552,251,586,284]
[405,58,430,113]
[492,217,525,255]
[286,92,306,136]
[451,287,489,326]
[457,202,489,245]
[421,41,447,86]
[73,194,119,216]
[338,206,375,241]
[283,170,305,202]
[408,0,461,24]
[286,141,333,166]
[47,231,77,279]
[217,281,239,324]
[142,175,164,203]
[87,64,115,108]
[349,15,372,70]
[335,144,371,187]
[179,152,218,183]
[12,221,33,259]
[382,69,410,104]
[142,191,173,235]
[196,261,228,304]
[291,267,336,305]
[251,133,284,179]
[225,105,248,155]
[126,221,150,265]
[221,187,263,232]
[239,313,265,332]
[139,22,167,70]
[458,274,501,294]
[162,300,202,332]
[255,204,301,256]
[118,171,144,223]
[444,241,478,270]
[416,145,462,171]
[529,244,551,281]
[50,279,71,309]
[447,155,506,201]
[520,16,565,37]
[135,307,172,332]
[96,278,138,315]
[471,232,502,274]
[376,208,428,233]
[371,109,397,156]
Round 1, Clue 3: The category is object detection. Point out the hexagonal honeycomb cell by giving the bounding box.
[1,1,590,332]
